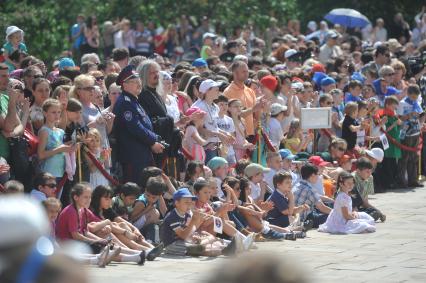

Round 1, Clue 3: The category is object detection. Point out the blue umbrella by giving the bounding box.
[325,8,370,28]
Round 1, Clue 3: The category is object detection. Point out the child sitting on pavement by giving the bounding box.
[237,177,297,241]
[112,182,140,221]
[131,176,168,232]
[266,172,308,237]
[293,163,332,228]
[319,171,376,234]
[351,158,386,222]
[193,178,254,252]
[161,188,238,257]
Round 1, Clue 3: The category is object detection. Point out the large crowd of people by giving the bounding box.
[1,8,426,277]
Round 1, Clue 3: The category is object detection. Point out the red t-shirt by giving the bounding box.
[55,205,98,241]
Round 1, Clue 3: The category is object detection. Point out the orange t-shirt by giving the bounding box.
[223,82,257,136]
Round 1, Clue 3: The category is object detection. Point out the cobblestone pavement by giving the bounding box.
[89,185,426,283]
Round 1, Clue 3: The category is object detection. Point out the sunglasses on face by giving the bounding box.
[44,183,57,188]
[13,84,24,92]
[79,86,96,91]
[95,76,105,81]
[325,101,333,105]
[384,73,395,76]
[32,74,43,79]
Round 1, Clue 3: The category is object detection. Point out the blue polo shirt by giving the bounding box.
[266,189,290,227]
[161,208,191,246]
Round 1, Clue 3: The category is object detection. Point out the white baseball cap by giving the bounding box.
[284,49,298,59]
[0,196,50,247]
[291,81,304,91]
[199,79,221,94]
[270,103,288,116]
[203,32,217,40]
[365,148,384,163]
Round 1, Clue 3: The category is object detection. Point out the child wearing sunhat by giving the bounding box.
[3,26,27,72]
[244,163,271,205]
[207,156,229,200]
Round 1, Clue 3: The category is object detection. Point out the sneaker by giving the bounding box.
[284,232,297,241]
[97,246,110,268]
[138,250,146,265]
[302,219,314,231]
[234,234,244,253]
[262,230,285,241]
[222,238,237,256]
[103,247,121,266]
[379,213,386,222]
[294,231,306,238]
[186,244,205,257]
[243,233,255,251]
[408,182,423,188]
[370,211,380,221]
[147,242,164,261]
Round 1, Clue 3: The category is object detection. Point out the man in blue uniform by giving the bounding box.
[113,65,164,183]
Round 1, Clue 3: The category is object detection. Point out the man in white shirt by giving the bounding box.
[318,30,342,64]
[30,172,58,202]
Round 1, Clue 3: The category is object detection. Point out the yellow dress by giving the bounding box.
[283,137,301,154]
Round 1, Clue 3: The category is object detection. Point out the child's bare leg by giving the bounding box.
[239,210,263,232]
[144,209,160,226]
[223,220,238,237]
[269,224,291,233]
[114,233,148,251]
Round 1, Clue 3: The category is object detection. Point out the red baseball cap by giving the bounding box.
[312,63,326,74]
[260,75,278,92]
[309,156,330,167]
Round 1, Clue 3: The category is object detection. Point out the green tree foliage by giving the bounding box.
[0,0,297,65]
[0,0,421,66]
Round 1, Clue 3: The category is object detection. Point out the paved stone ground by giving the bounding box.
[89,185,426,283]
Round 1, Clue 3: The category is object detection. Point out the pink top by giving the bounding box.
[234,120,247,160]
[195,201,214,215]
[183,125,206,162]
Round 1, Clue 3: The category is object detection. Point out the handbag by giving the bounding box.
[24,128,39,156]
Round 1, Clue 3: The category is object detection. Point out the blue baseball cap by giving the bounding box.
[58,57,75,71]
[351,72,365,84]
[192,58,208,67]
[279,149,296,160]
[173,188,198,202]
[321,76,336,87]
[312,72,327,87]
